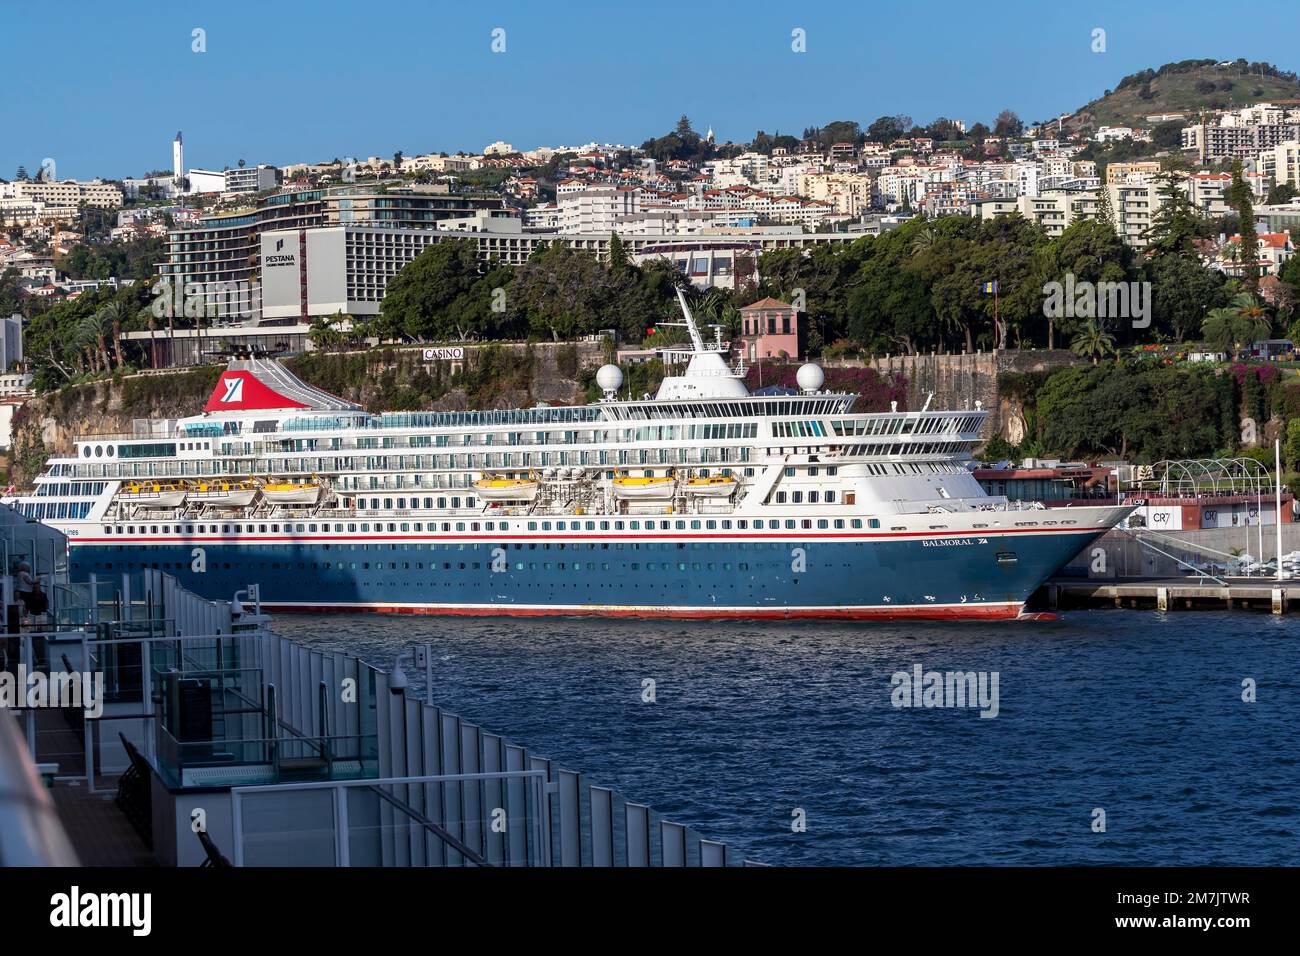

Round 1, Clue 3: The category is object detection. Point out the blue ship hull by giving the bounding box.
[68,526,1104,620]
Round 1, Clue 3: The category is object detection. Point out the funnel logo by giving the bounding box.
[220,378,244,403]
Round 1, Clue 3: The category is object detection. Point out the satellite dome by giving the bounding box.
[596,364,624,393]
[796,363,825,393]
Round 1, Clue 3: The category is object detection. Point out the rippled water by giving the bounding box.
[271,610,1300,866]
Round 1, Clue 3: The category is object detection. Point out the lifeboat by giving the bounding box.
[474,474,540,502]
[611,474,676,501]
[684,475,738,497]
[188,480,258,508]
[119,481,187,508]
[260,479,322,505]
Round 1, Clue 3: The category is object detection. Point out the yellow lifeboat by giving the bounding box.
[188,479,257,507]
[260,478,322,505]
[119,481,187,508]
[684,475,738,497]
[474,473,540,502]
[611,473,676,501]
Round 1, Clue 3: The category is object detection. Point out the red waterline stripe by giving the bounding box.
[259,602,1026,622]
[67,526,1111,546]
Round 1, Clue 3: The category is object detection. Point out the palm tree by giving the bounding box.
[910,225,938,257]
[73,312,107,373]
[1202,306,1238,352]
[1203,293,1272,352]
[99,301,128,369]
[1070,320,1116,364]
[136,304,162,368]
[1231,292,1272,343]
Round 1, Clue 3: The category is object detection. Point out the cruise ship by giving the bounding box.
[7,291,1132,620]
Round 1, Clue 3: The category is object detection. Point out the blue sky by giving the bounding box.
[2,0,1298,180]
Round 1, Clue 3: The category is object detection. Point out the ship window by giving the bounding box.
[785,520,796,529]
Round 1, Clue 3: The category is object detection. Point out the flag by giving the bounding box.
[982,281,998,294]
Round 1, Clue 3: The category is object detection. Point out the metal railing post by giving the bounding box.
[334,783,350,867]
[231,792,245,867]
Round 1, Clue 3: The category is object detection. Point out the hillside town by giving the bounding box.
[4,58,1300,415]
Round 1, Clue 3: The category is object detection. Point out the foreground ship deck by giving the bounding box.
[7,290,1132,620]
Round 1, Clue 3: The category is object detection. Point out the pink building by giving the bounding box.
[737,297,800,362]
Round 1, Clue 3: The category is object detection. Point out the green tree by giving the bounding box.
[1227,159,1259,293]
[378,239,493,341]
[1143,172,1202,256]
[1070,320,1116,363]
[1265,183,1298,206]
[1147,253,1228,341]
[1202,293,1272,350]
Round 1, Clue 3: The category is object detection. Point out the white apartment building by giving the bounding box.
[0,197,76,226]
[3,179,123,209]
[1095,126,1135,142]
[971,186,1150,244]
[799,172,873,216]
[558,186,641,233]
[224,165,278,194]
[185,169,227,194]
[258,221,862,320]
[1266,140,1300,190]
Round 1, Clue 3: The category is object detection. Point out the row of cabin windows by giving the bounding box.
[774,490,837,503]
[94,540,853,556]
[90,557,758,574]
[102,515,884,536]
[17,502,93,520]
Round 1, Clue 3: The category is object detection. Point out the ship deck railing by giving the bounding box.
[230,771,551,867]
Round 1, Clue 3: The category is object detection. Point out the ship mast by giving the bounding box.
[672,285,707,353]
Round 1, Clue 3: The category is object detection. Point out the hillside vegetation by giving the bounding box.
[1067,59,1300,132]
